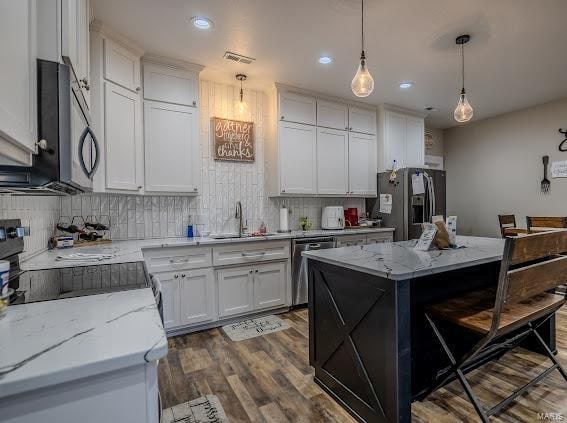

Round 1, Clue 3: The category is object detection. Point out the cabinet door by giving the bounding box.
[317,127,348,195]
[278,121,317,194]
[254,262,286,311]
[143,63,198,107]
[0,0,37,155]
[348,133,377,196]
[384,110,406,170]
[104,38,140,92]
[179,269,215,326]
[348,106,376,135]
[144,101,199,193]
[159,273,179,330]
[61,0,90,105]
[278,92,316,125]
[217,267,254,318]
[104,81,143,191]
[405,116,425,168]
[317,100,348,130]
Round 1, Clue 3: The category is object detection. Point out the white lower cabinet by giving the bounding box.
[254,262,286,310]
[158,269,215,329]
[159,272,179,330]
[179,269,215,325]
[217,266,254,318]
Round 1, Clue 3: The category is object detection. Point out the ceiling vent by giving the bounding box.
[223,51,255,65]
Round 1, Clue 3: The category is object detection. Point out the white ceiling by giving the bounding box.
[92,0,567,128]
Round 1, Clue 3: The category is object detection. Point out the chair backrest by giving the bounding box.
[498,214,517,237]
[526,216,567,232]
[490,231,567,334]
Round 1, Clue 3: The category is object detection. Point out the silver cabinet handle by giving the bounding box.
[308,243,321,248]
[181,274,186,278]
[193,187,198,191]
[170,258,189,264]
[241,252,266,258]
[281,116,284,120]
[282,189,286,193]
[249,270,253,275]
[255,269,259,273]
[193,100,197,106]
[174,274,179,279]
[136,87,141,92]
[137,186,142,190]
[80,78,90,91]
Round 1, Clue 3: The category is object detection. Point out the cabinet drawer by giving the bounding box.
[213,241,290,267]
[143,63,198,107]
[104,39,140,92]
[366,233,393,244]
[336,234,366,247]
[143,246,212,273]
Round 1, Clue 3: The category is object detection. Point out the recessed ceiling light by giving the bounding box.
[318,56,333,64]
[399,82,414,89]
[425,106,438,112]
[191,17,213,30]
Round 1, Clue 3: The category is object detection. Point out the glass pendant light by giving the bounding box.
[351,0,374,97]
[235,74,249,119]
[453,35,473,123]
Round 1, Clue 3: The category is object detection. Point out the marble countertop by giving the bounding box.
[21,228,394,271]
[302,236,505,280]
[0,288,167,399]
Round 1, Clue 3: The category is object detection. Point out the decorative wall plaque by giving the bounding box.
[212,117,254,162]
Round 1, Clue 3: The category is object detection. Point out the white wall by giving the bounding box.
[0,195,60,260]
[63,80,363,240]
[444,98,567,237]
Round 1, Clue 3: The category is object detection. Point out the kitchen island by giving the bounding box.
[303,236,556,423]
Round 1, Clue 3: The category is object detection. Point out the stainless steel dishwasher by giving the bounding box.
[292,237,336,306]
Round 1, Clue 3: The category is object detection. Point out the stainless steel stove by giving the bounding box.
[1,219,155,307]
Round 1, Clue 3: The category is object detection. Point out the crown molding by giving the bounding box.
[90,19,145,56]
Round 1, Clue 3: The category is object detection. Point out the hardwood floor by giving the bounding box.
[159,307,567,422]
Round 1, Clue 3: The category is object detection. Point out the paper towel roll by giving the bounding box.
[279,208,290,232]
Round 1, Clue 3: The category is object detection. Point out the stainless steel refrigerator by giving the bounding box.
[366,168,446,241]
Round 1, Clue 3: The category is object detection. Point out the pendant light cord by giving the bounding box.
[361,0,365,58]
[461,42,465,93]
[240,78,243,102]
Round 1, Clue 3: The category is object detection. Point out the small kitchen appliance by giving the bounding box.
[344,208,359,227]
[321,206,345,230]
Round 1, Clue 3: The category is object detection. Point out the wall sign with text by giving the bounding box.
[212,117,255,162]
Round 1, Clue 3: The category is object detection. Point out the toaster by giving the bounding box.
[321,206,345,229]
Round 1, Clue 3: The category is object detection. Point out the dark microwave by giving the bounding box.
[0,59,100,195]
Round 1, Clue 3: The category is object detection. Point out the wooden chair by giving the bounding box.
[425,230,567,422]
[497,214,528,237]
[526,216,567,232]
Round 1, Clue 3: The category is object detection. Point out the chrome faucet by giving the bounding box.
[235,201,247,237]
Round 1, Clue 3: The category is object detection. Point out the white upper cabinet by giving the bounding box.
[143,63,198,107]
[278,121,317,195]
[348,106,376,135]
[383,110,406,170]
[61,0,90,106]
[278,92,316,125]
[405,115,425,168]
[103,39,140,92]
[104,81,143,191]
[348,132,377,196]
[378,107,425,172]
[0,0,37,163]
[317,100,348,130]
[317,127,348,195]
[144,101,200,193]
